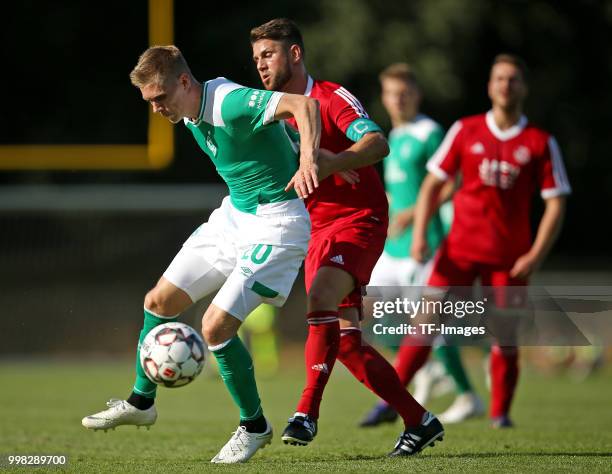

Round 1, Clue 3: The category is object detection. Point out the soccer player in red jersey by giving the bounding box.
[251,18,444,455]
[404,54,571,427]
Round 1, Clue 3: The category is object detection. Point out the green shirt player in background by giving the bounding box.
[82,45,323,464]
[361,63,484,427]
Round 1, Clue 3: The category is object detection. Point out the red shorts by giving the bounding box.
[429,242,527,308]
[305,215,387,309]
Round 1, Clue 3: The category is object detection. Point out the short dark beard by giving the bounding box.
[268,57,293,92]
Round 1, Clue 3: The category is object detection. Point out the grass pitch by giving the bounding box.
[0,357,611,473]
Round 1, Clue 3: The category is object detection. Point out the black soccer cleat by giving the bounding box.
[359,403,399,427]
[491,415,514,429]
[388,411,444,457]
[281,413,318,446]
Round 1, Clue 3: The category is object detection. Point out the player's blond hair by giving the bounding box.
[130,45,192,88]
[379,63,418,87]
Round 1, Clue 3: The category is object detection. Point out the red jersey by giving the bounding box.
[427,111,571,266]
[287,77,388,232]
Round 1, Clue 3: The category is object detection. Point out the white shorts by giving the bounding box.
[163,196,310,321]
[368,251,434,297]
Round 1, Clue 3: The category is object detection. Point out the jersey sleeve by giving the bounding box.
[538,136,572,199]
[328,86,381,141]
[426,120,464,180]
[217,86,284,136]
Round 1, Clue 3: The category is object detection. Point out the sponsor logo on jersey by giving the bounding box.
[330,255,344,265]
[384,160,407,183]
[311,363,329,374]
[205,132,217,156]
[478,158,520,189]
[513,145,531,164]
[400,142,412,158]
[248,90,265,109]
[470,142,485,154]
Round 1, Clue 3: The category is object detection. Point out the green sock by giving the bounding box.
[211,336,263,421]
[133,309,178,398]
[433,345,473,394]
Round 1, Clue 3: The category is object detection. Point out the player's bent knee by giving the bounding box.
[201,306,241,346]
[144,286,190,317]
[308,285,342,310]
[200,319,217,346]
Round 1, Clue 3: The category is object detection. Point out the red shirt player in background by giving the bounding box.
[251,18,444,455]
[404,54,571,427]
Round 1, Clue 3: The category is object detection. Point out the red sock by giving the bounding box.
[295,311,340,419]
[490,345,519,418]
[394,340,432,387]
[338,329,425,426]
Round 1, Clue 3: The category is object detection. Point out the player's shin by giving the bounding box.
[210,336,267,432]
[338,328,425,426]
[130,308,178,406]
[490,345,519,419]
[433,345,474,394]
[295,311,340,420]
[394,342,433,387]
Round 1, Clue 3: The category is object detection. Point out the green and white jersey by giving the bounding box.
[184,78,299,214]
[384,114,446,258]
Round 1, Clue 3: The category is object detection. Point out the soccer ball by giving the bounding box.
[140,322,206,388]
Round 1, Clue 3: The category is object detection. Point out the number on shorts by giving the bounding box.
[241,244,273,264]
[250,244,273,264]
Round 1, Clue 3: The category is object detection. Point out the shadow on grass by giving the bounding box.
[336,452,612,462]
[427,452,612,459]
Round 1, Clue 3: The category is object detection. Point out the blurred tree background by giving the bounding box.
[2,0,611,257]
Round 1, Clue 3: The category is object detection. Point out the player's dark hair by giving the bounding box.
[250,18,306,58]
[492,54,529,82]
[379,63,418,87]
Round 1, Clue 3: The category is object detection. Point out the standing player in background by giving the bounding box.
[361,63,484,427]
[83,45,320,463]
[251,18,444,456]
[405,54,571,427]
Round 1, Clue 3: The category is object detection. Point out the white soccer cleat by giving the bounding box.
[81,399,157,431]
[438,392,484,424]
[211,420,273,464]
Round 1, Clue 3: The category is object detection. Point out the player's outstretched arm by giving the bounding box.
[510,196,567,279]
[411,172,446,262]
[275,94,321,198]
[317,132,389,181]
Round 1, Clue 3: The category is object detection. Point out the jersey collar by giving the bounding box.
[485,110,528,141]
[304,76,314,97]
[185,81,207,125]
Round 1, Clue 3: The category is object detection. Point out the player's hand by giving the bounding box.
[285,150,319,199]
[411,235,429,263]
[336,169,360,184]
[317,149,360,184]
[388,209,414,238]
[510,252,540,280]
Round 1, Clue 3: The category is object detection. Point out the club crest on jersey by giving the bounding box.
[513,145,531,164]
[470,142,485,154]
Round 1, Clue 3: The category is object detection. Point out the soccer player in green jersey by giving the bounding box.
[361,63,484,426]
[82,45,322,464]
